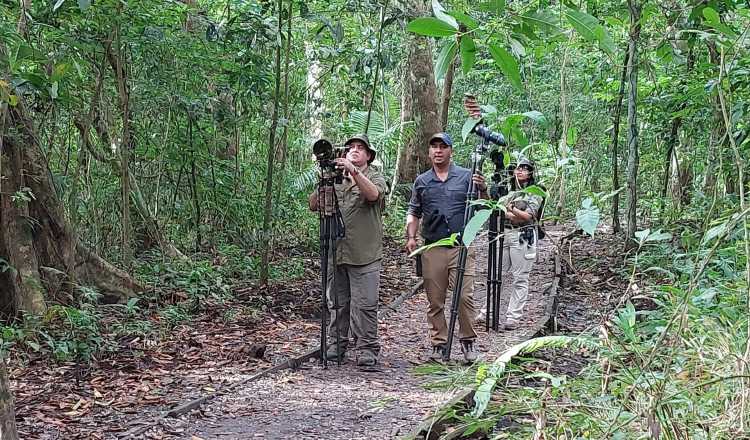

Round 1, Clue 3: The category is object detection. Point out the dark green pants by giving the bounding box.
[327,260,381,356]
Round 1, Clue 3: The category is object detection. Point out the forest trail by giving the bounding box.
[158,227,562,440]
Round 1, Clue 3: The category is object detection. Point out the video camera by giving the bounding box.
[313,138,346,183]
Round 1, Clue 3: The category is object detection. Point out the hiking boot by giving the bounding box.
[428,344,446,362]
[356,351,378,368]
[461,340,478,363]
[325,344,346,361]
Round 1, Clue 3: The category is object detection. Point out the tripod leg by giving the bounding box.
[330,216,343,366]
[320,215,329,368]
[444,245,469,361]
[494,212,506,331]
[486,210,498,332]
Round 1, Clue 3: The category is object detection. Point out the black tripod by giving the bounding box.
[485,155,513,331]
[317,171,345,368]
[443,139,489,362]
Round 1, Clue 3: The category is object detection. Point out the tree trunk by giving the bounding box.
[553,40,572,224]
[105,30,134,269]
[365,2,387,133]
[259,0,284,285]
[704,42,724,196]
[610,47,628,234]
[0,360,18,440]
[396,0,441,183]
[625,0,641,248]
[0,102,143,314]
[439,57,456,130]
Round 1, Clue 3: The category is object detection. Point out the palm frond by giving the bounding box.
[471,335,597,418]
[292,164,319,192]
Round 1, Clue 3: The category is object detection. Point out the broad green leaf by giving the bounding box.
[634,229,650,242]
[435,40,457,81]
[432,0,459,29]
[53,0,66,11]
[702,221,727,244]
[450,12,479,30]
[488,44,522,91]
[521,10,561,35]
[459,35,476,75]
[409,234,458,257]
[503,150,511,168]
[576,198,599,236]
[522,110,547,126]
[78,0,91,10]
[509,37,526,57]
[646,230,672,242]
[702,7,737,38]
[564,7,598,41]
[472,336,593,417]
[593,24,616,55]
[462,209,491,246]
[462,117,481,142]
[656,41,673,62]
[522,185,547,198]
[564,7,615,54]
[406,18,458,37]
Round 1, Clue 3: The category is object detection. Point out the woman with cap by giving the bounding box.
[500,158,543,330]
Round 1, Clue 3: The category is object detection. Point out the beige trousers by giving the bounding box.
[422,246,478,346]
[502,229,536,324]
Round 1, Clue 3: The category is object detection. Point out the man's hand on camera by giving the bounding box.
[472,173,488,195]
[406,237,418,254]
[334,157,358,176]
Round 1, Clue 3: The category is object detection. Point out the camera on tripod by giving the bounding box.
[471,122,507,147]
[313,138,346,183]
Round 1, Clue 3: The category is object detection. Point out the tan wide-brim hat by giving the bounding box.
[344,134,376,164]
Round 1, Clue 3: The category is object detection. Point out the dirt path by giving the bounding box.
[160,227,563,440]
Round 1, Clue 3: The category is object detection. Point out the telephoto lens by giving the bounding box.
[313,139,334,161]
[472,124,506,146]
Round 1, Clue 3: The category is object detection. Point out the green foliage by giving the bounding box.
[576,197,600,236]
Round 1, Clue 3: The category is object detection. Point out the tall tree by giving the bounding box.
[396,0,441,184]
[610,47,629,234]
[259,0,284,285]
[625,0,642,247]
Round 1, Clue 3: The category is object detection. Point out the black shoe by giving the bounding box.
[325,345,346,361]
[357,351,378,368]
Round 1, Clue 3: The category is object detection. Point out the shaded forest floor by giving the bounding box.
[12,225,629,439]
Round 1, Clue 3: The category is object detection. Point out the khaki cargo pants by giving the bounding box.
[422,246,478,346]
[503,228,536,324]
[326,260,381,356]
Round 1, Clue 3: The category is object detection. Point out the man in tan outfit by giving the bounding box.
[309,134,387,367]
[405,133,488,363]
